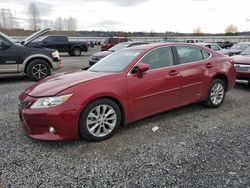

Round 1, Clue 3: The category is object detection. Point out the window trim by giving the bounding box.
[128,45,212,76]
[173,45,212,66]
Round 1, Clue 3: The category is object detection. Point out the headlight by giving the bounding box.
[52,50,60,59]
[31,94,73,109]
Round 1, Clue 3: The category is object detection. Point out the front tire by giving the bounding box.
[203,79,226,108]
[79,98,121,141]
[72,47,82,56]
[26,60,51,81]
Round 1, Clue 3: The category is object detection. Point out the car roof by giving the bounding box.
[129,42,209,50]
[195,42,219,46]
[119,41,149,45]
[235,42,250,45]
[126,42,220,56]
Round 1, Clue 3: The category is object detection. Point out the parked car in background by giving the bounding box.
[186,39,203,43]
[18,43,236,141]
[228,42,250,56]
[101,36,129,51]
[0,29,63,81]
[89,41,148,66]
[197,43,229,56]
[29,35,88,56]
[232,46,250,84]
[217,41,233,49]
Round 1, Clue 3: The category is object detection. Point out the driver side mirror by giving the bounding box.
[0,41,11,50]
[132,63,150,77]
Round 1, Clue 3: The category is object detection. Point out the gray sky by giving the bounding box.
[0,0,250,33]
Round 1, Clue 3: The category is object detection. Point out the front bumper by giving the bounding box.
[234,64,250,83]
[236,79,249,84]
[52,58,64,70]
[18,93,80,141]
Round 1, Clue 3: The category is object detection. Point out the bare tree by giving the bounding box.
[52,17,77,31]
[193,26,202,35]
[0,8,16,29]
[54,17,63,31]
[28,3,40,30]
[67,17,77,31]
[225,24,238,34]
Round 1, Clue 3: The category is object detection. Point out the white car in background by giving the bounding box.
[196,43,229,56]
[186,39,203,43]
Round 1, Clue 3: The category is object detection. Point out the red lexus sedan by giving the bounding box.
[18,43,236,141]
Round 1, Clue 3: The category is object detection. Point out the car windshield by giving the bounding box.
[89,49,143,72]
[230,44,249,50]
[241,47,250,55]
[108,43,130,52]
[0,32,16,43]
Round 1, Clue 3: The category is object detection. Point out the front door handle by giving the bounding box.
[205,63,213,68]
[168,70,179,76]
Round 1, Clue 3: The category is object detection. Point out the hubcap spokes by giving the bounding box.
[32,64,47,79]
[87,105,117,137]
[74,49,80,55]
[211,83,224,105]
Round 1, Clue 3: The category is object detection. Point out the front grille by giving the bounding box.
[236,67,250,72]
[18,101,30,111]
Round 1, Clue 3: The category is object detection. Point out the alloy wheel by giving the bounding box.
[210,82,225,105]
[32,64,48,80]
[86,105,117,137]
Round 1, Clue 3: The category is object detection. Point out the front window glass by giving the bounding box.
[210,45,220,51]
[241,47,250,55]
[139,47,173,70]
[89,49,142,72]
[176,46,203,64]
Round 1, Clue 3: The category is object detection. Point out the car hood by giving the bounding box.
[232,55,250,65]
[23,28,50,46]
[92,50,113,57]
[25,71,113,97]
[217,49,229,55]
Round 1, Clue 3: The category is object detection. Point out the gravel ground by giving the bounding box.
[0,47,250,187]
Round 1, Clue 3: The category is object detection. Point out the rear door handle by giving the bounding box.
[205,63,213,68]
[168,70,179,76]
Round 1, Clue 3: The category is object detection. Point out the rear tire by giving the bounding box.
[203,79,226,108]
[26,60,51,81]
[79,98,121,141]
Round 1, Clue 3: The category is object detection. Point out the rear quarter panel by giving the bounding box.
[201,54,236,100]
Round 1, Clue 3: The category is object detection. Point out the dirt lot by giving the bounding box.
[0,46,249,187]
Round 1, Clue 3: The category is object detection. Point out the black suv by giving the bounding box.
[29,35,88,56]
[0,29,62,81]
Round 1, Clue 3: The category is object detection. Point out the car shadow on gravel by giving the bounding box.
[0,76,32,84]
[235,83,250,91]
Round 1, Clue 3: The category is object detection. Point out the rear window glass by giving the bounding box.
[110,38,119,44]
[176,46,204,64]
